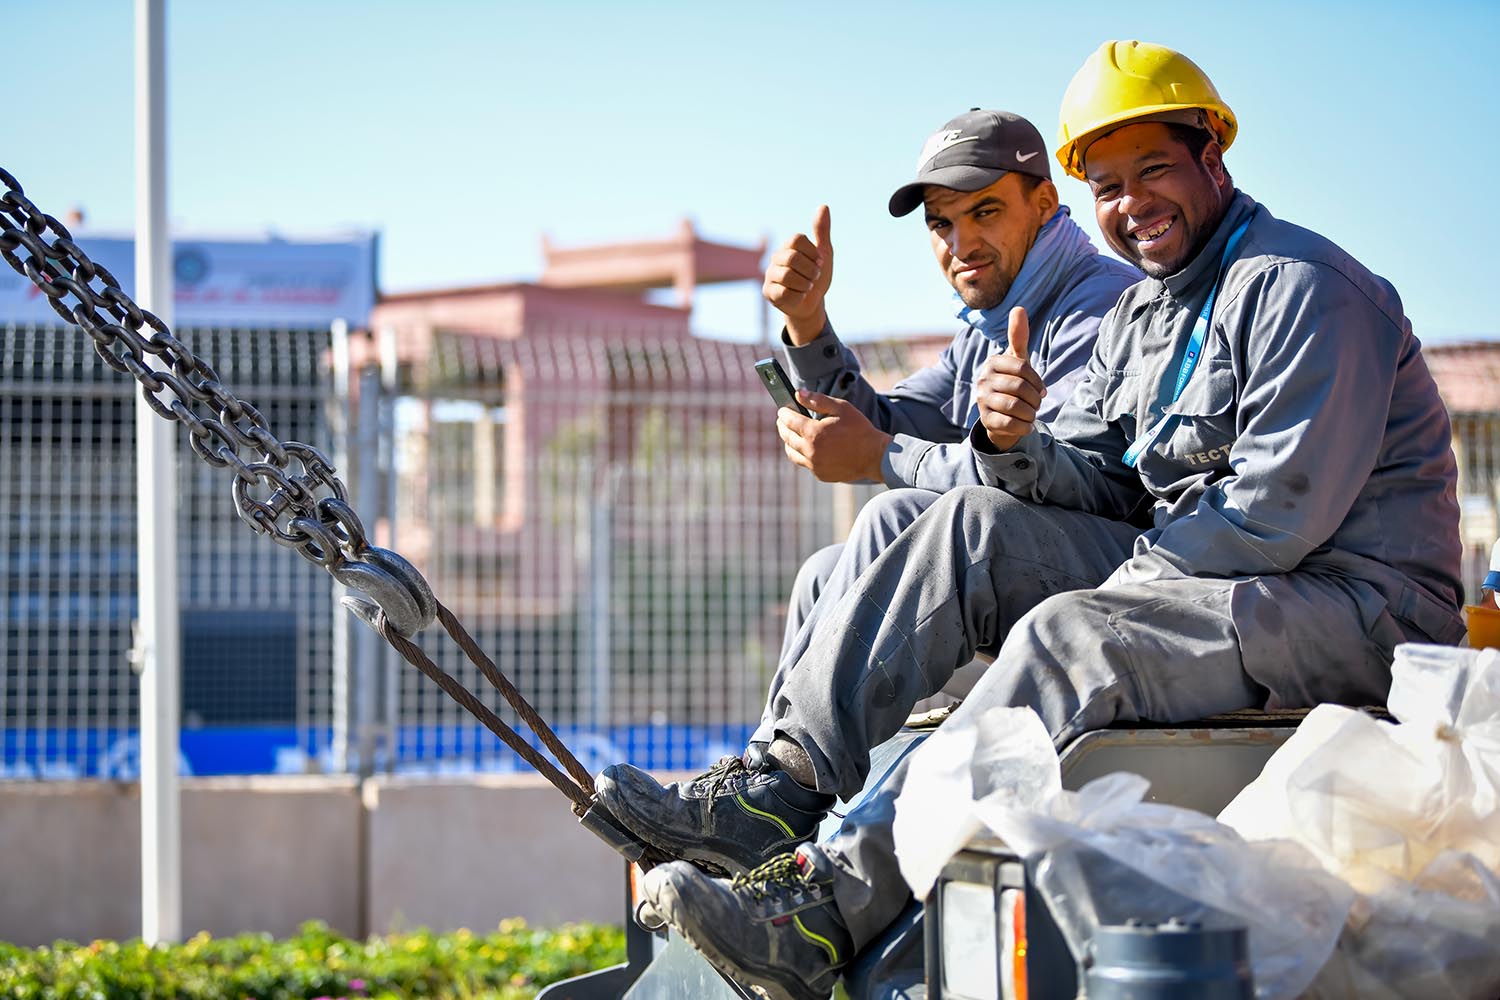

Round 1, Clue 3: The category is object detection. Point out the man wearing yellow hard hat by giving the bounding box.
[607,42,1465,1000]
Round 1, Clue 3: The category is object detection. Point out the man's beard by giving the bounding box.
[954,271,1013,311]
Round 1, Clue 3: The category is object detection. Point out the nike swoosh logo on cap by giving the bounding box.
[917,131,980,170]
[1015,151,1040,163]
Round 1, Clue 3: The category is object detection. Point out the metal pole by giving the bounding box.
[353,358,383,774]
[134,0,181,945]
[378,327,401,769]
[330,324,386,775]
[328,320,352,773]
[330,319,381,776]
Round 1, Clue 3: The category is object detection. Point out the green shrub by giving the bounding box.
[0,919,625,1000]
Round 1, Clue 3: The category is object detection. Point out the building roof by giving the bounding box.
[1425,340,1500,415]
[538,218,764,307]
[377,279,687,315]
[370,281,693,357]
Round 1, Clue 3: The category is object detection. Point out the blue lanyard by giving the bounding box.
[1122,217,1252,468]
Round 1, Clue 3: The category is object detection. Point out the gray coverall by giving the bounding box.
[770,191,1466,949]
[754,208,1140,744]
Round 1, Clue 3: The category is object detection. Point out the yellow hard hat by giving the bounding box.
[1055,40,1237,180]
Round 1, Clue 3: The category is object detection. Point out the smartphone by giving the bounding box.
[754,357,811,417]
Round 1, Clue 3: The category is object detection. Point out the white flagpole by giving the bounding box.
[135,0,181,944]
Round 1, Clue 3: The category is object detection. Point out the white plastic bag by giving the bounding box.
[890,705,1060,900]
[1223,645,1500,884]
[891,705,1351,1000]
[1218,644,1500,995]
[1304,851,1500,999]
[1221,643,1500,999]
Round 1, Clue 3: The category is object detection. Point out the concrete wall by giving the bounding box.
[363,775,623,934]
[0,773,622,947]
[0,780,143,945]
[182,776,363,939]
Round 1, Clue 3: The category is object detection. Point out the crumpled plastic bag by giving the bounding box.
[1220,643,1500,999]
[1301,851,1500,999]
[891,705,1352,1000]
[889,704,1060,900]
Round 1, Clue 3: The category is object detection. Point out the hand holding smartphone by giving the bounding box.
[754,357,811,417]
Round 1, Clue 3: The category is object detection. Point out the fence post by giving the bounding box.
[328,320,353,773]
[354,359,384,774]
[327,320,384,777]
[377,327,403,770]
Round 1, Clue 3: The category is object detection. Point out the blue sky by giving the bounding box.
[9,1,1498,342]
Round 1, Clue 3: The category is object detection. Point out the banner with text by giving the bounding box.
[0,232,377,328]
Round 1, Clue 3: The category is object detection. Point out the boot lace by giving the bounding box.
[731,853,810,902]
[696,754,750,797]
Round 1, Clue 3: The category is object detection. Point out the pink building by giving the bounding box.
[364,221,774,621]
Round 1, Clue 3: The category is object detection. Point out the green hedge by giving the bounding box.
[0,920,625,1000]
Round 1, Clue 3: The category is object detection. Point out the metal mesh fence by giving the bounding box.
[3,326,1499,779]
[0,324,136,778]
[0,321,337,779]
[367,330,885,775]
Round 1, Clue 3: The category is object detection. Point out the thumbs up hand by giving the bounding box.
[763,205,835,345]
[975,307,1047,452]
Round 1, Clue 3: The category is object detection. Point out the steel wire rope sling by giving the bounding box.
[0,166,669,870]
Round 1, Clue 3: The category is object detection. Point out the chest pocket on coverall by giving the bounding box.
[1100,368,1142,433]
[1158,360,1237,471]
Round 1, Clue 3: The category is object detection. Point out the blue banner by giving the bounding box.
[1,723,759,780]
[0,232,377,328]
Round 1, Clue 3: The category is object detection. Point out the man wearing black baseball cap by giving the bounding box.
[744,109,1140,759]
[886,108,1053,216]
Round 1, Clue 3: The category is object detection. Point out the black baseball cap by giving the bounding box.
[888,109,1052,218]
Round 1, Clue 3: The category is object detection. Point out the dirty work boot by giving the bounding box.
[639,848,852,1000]
[595,753,835,877]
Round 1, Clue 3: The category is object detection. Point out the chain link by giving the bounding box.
[0,166,435,636]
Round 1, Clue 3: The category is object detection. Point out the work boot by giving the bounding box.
[640,848,852,1000]
[595,753,835,877]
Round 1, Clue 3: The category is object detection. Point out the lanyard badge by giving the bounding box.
[1122,217,1253,468]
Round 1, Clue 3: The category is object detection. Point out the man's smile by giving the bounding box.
[1130,217,1175,250]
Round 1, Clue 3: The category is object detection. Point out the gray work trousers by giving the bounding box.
[761,486,1411,950]
[754,489,945,746]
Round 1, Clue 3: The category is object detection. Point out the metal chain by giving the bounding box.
[0,166,440,636]
[0,165,607,816]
